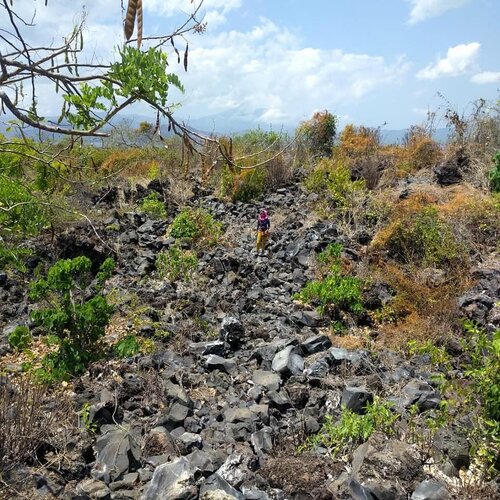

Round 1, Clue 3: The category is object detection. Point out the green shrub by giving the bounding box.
[220,166,266,202]
[489,152,500,193]
[407,340,452,370]
[460,321,500,477]
[138,192,167,219]
[29,256,115,382]
[299,397,397,457]
[156,245,198,281]
[114,335,141,358]
[295,244,363,317]
[463,321,500,421]
[169,207,222,249]
[305,157,365,209]
[378,206,467,268]
[297,110,337,158]
[8,326,32,351]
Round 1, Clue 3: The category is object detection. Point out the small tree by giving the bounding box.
[298,110,337,158]
[29,256,115,381]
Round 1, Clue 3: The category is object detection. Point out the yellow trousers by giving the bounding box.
[256,230,269,252]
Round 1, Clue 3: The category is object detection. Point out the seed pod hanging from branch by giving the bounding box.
[124,0,138,41]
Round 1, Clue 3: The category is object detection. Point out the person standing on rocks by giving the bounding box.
[256,209,270,255]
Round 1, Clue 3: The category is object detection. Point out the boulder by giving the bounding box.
[92,425,141,484]
[199,473,244,500]
[219,317,245,349]
[301,334,332,355]
[271,346,304,376]
[342,386,374,414]
[411,480,450,500]
[141,456,200,500]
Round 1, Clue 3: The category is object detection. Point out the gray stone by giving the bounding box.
[304,356,330,378]
[141,456,200,500]
[204,354,237,374]
[92,425,141,484]
[157,402,190,431]
[252,370,281,391]
[186,450,216,475]
[176,432,202,453]
[301,334,332,355]
[266,390,292,412]
[251,428,273,455]
[401,380,440,411]
[434,428,469,470]
[411,480,450,500]
[271,346,304,376]
[219,316,245,349]
[329,347,363,365]
[76,478,111,498]
[342,386,374,414]
[163,380,192,407]
[291,310,323,327]
[199,473,244,500]
[190,340,226,356]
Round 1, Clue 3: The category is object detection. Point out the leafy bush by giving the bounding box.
[305,157,365,209]
[29,256,115,381]
[489,151,500,193]
[8,326,32,351]
[220,166,266,202]
[114,335,141,358]
[295,244,363,318]
[169,207,222,249]
[299,397,397,457]
[138,192,167,219]
[463,321,500,422]
[459,321,500,478]
[156,245,198,281]
[372,206,468,269]
[298,110,337,158]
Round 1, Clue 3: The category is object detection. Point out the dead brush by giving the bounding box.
[0,376,76,472]
[370,262,469,348]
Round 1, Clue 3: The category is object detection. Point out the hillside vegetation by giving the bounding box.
[1,104,499,499]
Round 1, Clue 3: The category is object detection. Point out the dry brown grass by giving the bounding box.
[369,263,469,348]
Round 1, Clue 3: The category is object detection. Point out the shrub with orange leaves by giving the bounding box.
[402,126,442,172]
[338,124,380,159]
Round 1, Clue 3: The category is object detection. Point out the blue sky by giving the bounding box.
[5,0,500,131]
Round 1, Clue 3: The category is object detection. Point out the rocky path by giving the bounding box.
[1,180,499,499]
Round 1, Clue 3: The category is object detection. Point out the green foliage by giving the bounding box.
[79,402,98,433]
[63,46,183,130]
[29,256,115,381]
[114,335,141,358]
[169,207,222,249]
[8,326,32,351]
[489,151,500,193]
[295,244,363,317]
[407,340,452,370]
[299,397,397,457]
[305,157,365,209]
[298,110,337,158]
[381,206,467,268]
[156,245,198,281]
[462,321,500,421]
[220,166,266,202]
[138,192,167,219]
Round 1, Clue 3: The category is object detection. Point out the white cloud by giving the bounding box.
[175,19,410,125]
[407,0,469,24]
[471,71,500,84]
[416,42,480,80]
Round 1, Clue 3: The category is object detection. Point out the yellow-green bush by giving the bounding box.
[372,205,468,269]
